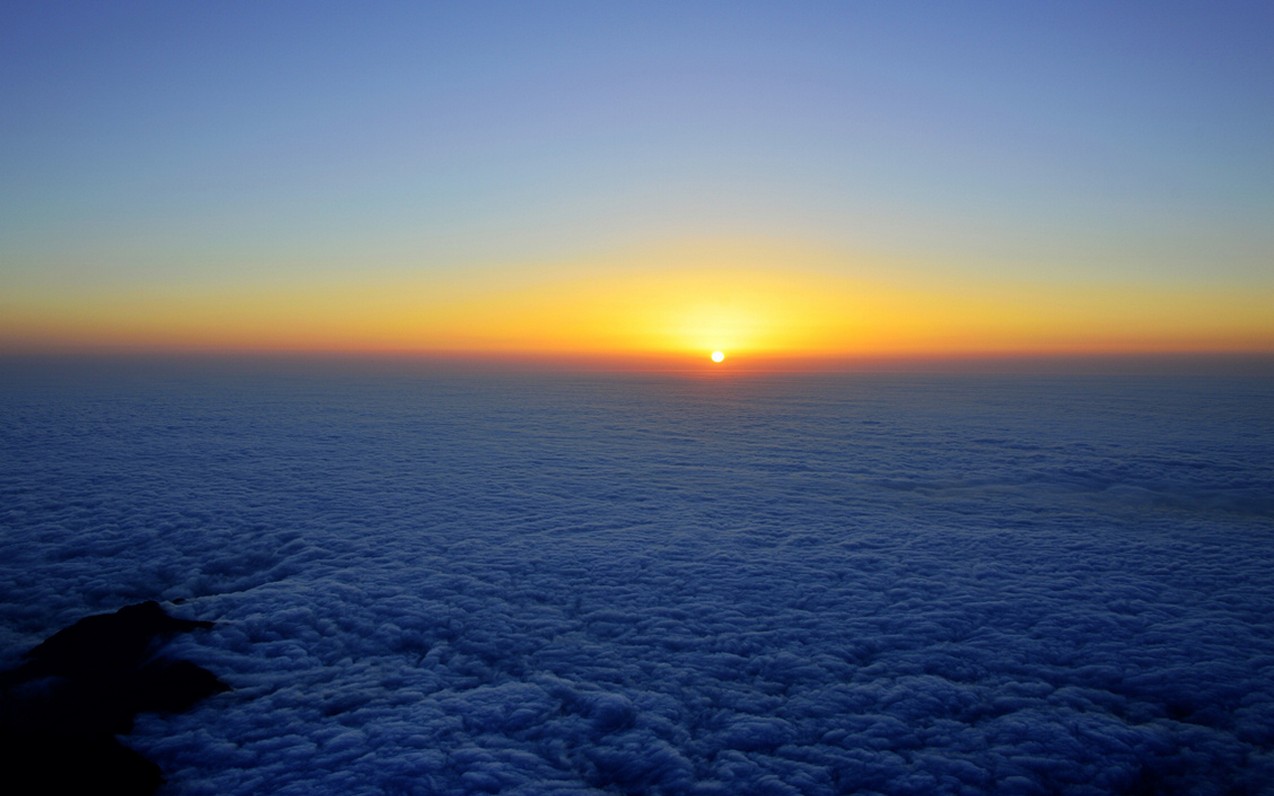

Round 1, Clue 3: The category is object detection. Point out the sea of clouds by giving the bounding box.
[2,357,1273,794]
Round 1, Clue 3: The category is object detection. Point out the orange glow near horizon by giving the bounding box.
[3,240,1273,366]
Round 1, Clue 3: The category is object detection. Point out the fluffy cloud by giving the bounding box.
[2,360,1272,793]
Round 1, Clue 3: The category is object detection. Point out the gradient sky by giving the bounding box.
[2,1,1272,363]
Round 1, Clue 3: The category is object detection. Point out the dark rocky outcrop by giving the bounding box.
[0,601,229,795]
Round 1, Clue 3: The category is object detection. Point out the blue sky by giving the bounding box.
[3,1,1272,355]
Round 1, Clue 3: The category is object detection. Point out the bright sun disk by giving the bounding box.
[711,351,725,363]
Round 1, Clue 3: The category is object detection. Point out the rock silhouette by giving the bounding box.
[0,601,228,795]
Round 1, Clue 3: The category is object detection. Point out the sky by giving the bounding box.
[2,1,1272,364]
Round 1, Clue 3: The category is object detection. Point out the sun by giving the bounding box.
[710,350,725,363]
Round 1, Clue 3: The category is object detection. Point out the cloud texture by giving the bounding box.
[2,360,1273,794]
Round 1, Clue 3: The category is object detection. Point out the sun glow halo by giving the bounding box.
[711,350,725,363]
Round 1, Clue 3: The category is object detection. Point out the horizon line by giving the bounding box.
[4,346,1274,377]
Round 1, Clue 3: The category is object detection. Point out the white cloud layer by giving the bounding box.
[2,361,1273,794]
